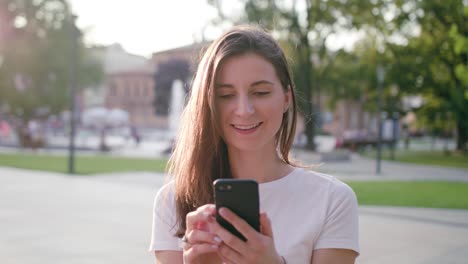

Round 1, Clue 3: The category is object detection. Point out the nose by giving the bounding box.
[234,94,254,117]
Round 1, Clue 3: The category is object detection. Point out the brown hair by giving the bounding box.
[167,25,298,237]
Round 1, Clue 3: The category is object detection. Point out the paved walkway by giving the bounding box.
[1,166,467,264]
[291,149,468,182]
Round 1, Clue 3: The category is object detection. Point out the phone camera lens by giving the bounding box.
[218,185,232,192]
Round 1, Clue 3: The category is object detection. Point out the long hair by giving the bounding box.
[167,25,298,237]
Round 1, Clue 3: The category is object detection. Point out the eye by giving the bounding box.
[254,91,270,96]
[218,94,234,99]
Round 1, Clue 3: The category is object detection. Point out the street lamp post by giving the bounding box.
[391,111,399,160]
[376,66,385,174]
[68,14,78,174]
[389,85,399,161]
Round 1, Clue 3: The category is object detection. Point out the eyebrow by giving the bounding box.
[252,80,274,87]
[215,80,274,89]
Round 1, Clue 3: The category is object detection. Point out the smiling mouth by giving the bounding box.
[232,122,262,131]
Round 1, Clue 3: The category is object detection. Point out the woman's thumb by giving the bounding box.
[260,213,274,237]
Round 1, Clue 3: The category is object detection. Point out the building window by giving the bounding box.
[125,80,130,96]
[109,81,117,96]
[134,83,139,97]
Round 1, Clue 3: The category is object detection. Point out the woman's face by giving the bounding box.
[214,52,291,153]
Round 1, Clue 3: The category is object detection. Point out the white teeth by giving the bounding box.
[234,123,260,130]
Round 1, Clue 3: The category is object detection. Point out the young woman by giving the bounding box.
[150,25,359,264]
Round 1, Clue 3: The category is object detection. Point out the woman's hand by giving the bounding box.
[182,204,222,264]
[212,208,283,264]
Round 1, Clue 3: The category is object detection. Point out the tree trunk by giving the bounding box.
[302,35,316,151]
[304,104,316,150]
[456,120,467,153]
[431,133,435,151]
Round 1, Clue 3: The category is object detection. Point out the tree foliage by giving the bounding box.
[0,0,102,121]
[386,0,468,151]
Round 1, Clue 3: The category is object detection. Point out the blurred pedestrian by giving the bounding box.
[130,125,141,146]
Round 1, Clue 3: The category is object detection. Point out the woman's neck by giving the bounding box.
[227,145,293,183]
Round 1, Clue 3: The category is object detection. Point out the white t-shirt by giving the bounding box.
[149,168,360,262]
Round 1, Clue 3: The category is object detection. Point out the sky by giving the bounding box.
[69,0,359,58]
[70,0,223,58]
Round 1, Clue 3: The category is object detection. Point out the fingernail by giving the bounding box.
[214,236,222,244]
[219,208,227,216]
[202,211,211,217]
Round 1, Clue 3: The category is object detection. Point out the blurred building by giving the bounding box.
[150,43,208,117]
[105,64,160,127]
[150,42,206,68]
[322,99,378,143]
[83,42,208,129]
[81,44,158,128]
[83,44,149,109]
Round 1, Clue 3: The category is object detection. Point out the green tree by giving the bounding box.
[326,37,381,112]
[387,0,468,152]
[0,0,102,128]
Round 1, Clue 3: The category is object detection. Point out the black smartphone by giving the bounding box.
[213,179,260,241]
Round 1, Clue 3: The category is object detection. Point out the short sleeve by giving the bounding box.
[148,182,182,252]
[314,179,360,254]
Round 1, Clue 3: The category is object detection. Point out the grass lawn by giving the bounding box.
[0,152,167,175]
[347,181,468,210]
[362,149,468,170]
[1,152,468,209]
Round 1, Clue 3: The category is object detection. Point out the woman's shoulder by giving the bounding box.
[153,181,176,207]
[291,167,336,185]
[156,180,175,195]
[292,168,356,197]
